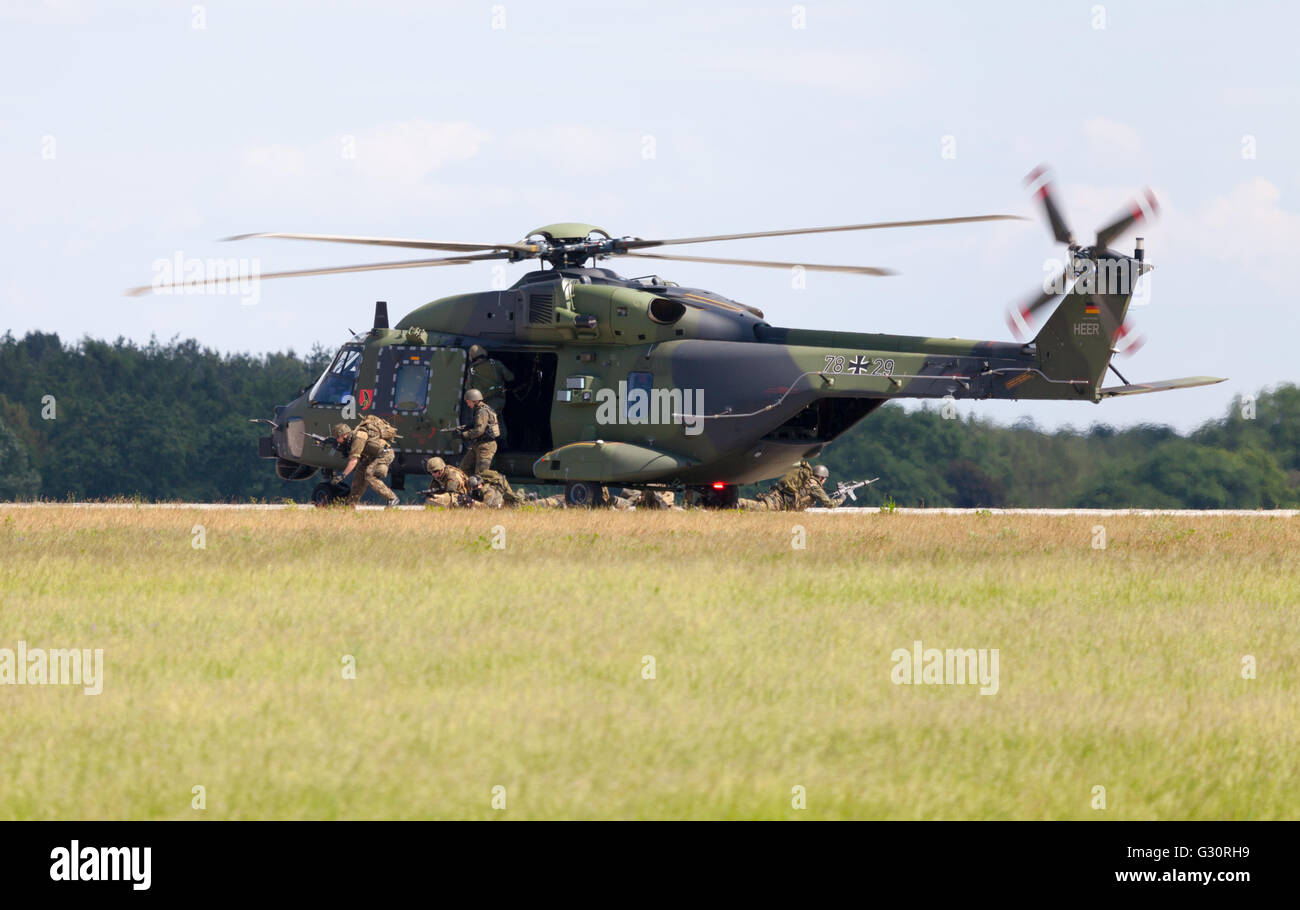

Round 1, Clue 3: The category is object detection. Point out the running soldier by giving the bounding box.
[334,418,399,507]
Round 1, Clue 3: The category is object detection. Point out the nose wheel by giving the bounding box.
[311,480,350,507]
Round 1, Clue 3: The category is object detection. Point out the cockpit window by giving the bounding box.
[311,345,363,405]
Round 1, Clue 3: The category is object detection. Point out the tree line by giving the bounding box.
[1,331,1295,507]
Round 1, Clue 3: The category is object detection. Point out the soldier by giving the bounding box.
[466,344,514,417]
[420,456,470,507]
[334,420,399,507]
[614,489,678,510]
[465,470,524,508]
[458,388,500,475]
[738,461,840,511]
[477,469,525,508]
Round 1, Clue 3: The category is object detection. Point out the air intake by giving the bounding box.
[528,292,554,325]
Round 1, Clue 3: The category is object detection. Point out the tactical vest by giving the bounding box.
[478,405,500,441]
[440,465,469,493]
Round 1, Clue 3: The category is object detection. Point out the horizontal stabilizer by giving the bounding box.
[1098,376,1227,398]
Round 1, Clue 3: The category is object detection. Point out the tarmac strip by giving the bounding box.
[1,504,1295,516]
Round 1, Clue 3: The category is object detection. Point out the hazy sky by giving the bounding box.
[2,0,1296,431]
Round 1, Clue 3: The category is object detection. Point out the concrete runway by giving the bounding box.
[2,503,1295,516]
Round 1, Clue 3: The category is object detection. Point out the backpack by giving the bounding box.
[480,469,523,504]
[357,415,400,445]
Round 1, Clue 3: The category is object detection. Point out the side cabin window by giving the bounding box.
[393,361,431,411]
[311,346,362,405]
[374,346,440,416]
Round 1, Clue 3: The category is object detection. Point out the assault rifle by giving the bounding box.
[834,477,879,502]
[305,431,347,454]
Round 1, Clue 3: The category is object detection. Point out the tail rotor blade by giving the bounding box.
[1095,188,1159,250]
[1087,290,1146,358]
[1025,165,1074,246]
[1111,317,1147,357]
[1007,264,1069,340]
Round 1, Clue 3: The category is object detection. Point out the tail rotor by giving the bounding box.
[1008,166,1156,357]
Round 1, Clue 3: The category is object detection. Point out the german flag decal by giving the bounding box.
[1084,303,1100,316]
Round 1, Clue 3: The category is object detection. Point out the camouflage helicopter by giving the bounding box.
[132,168,1224,507]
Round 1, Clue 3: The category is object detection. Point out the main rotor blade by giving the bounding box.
[614,251,895,275]
[621,214,1025,250]
[1095,189,1159,250]
[125,251,509,297]
[224,232,539,255]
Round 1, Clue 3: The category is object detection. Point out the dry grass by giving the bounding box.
[1,506,1297,819]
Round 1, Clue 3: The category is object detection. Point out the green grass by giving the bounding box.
[0,507,1296,819]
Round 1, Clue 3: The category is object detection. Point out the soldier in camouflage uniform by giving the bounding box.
[738,462,840,511]
[466,344,514,418]
[614,489,678,510]
[470,473,525,509]
[420,456,471,507]
[334,421,399,507]
[458,388,500,475]
[473,469,525,508]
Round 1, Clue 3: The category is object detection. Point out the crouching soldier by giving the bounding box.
[420,456,470,507]
[469,470,526,508]
[738,461,839,511]
[334,419,399,507]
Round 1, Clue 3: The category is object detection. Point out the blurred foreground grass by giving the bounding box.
[0,507,1296,819]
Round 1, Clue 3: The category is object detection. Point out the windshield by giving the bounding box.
[310,345,363,405]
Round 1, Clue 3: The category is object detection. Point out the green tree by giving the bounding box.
[0,415,41,501]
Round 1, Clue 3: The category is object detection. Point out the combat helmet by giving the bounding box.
[426,457,445,473]
[464,388,484,402]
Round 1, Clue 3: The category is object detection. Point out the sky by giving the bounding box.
[2,0,1297,432]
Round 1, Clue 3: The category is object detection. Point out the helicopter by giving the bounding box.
[131,168,1225,507]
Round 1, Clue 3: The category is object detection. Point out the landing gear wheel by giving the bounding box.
[311,481,349,508]
[693,484,739,509]
[565,481,606,508]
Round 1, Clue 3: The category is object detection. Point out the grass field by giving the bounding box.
[1,506,1296,820]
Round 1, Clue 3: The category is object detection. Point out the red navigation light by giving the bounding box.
[711,482,726,490]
